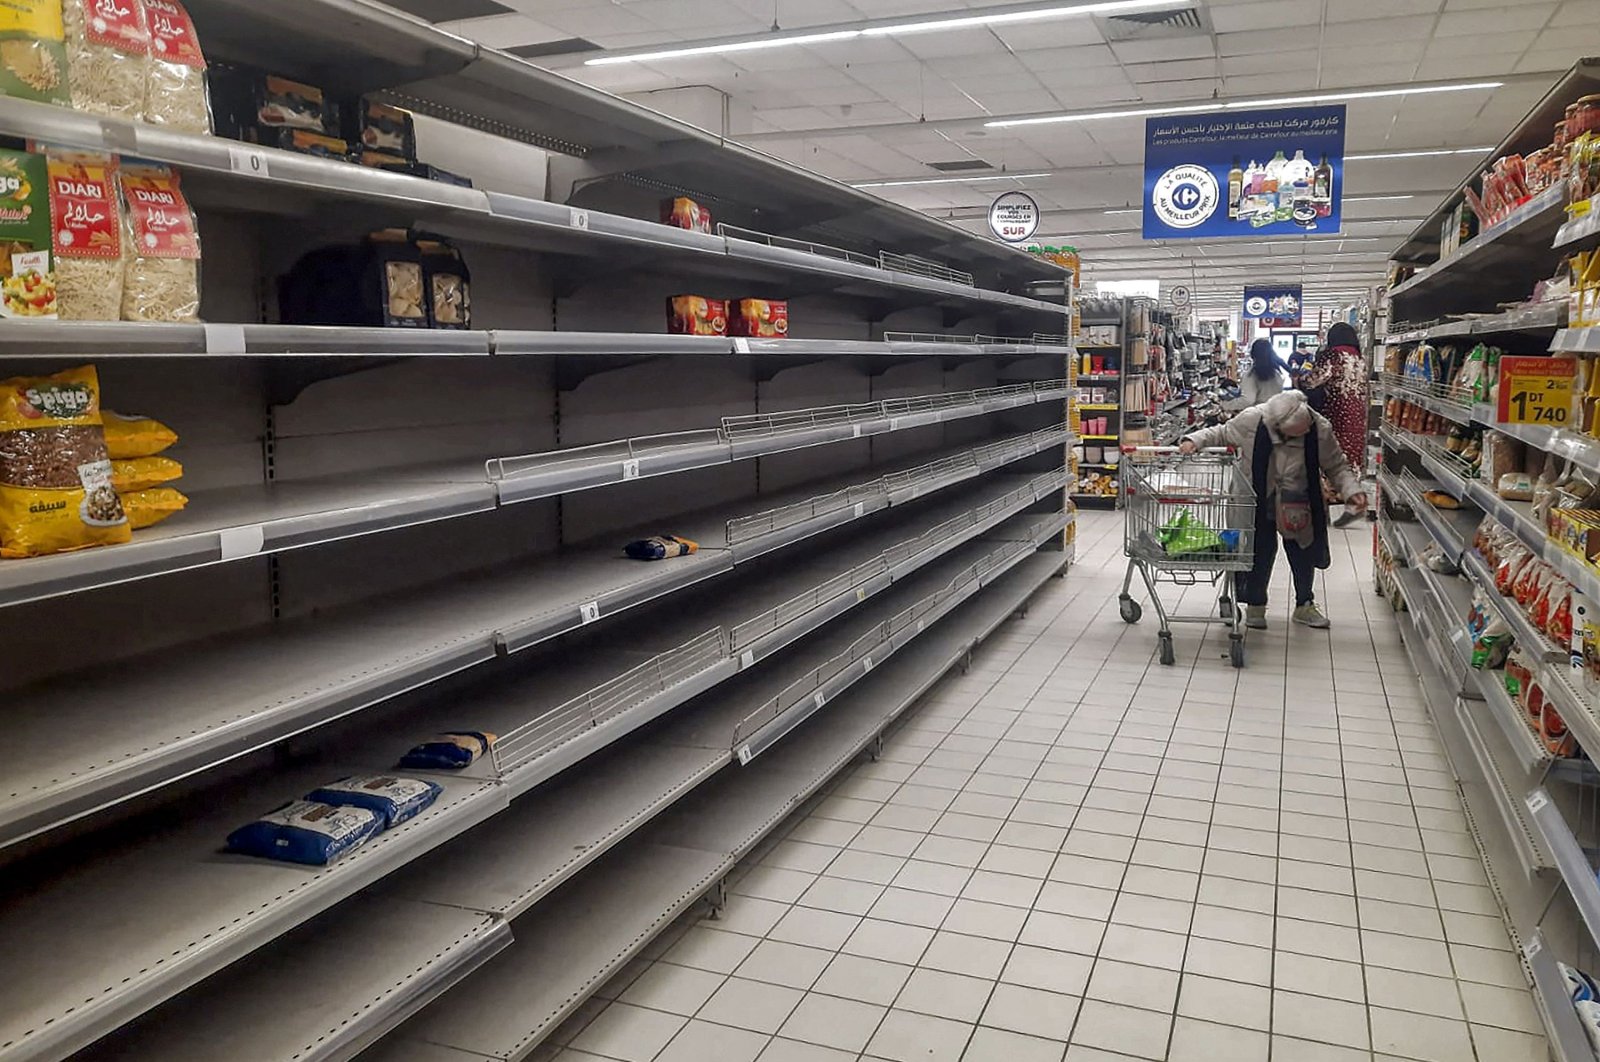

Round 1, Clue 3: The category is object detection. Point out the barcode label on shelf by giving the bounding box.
[204,323,247,354]
[579,600,601,624]
[862,655,873,671]
[733,338,751,353]
[854,503,865,519]
[852,425,863,438]
[740,650,755,669]
[219,525,264,560]
[98,120,139,152]
[568,208,590,230]
[621,459,641,480]
[856,588,867,602]
[813,692,826,709]
[228,145,271,178]
[917,619,926,633]
[890,417,903,431]
[737,744,753,765]
[1524,937,1544,959]
[1526,791,1550,814]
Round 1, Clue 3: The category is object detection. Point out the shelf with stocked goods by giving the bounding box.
[1378,58,1600,1056]
[0,5,1077,1062]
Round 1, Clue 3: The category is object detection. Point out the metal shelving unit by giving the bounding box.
[1379,58,1600,1055]
[0,5,1078,1059]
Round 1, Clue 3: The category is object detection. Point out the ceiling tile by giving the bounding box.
[1216,28,1310,57]
[894,27,1007,60]
[1326,0,1440,20]
[1435,5,1558,36]
[1321,15,1439,45]
[1109,36,1216,63]
[989,18,1105,51]
[1553,0,1600,26]
[1210,0,1325,34]
[1219,48,1320,76]
[384,0,511,20]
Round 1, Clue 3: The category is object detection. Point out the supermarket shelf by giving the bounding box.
[1553,325,1600,354]
[0,323,1071,362]
[1081,434,1120,442]
[0,384,1068,611]
[365,553,1063,1062]
[0,99,1062,320]
[1467,666,1559,777]
[1378,375,1474,426]
[1388,185,1567,312]
[1555,196,1600,250]
[0,502,1065,1062]
[1078,373,1123,382]
[1471,406,1600,478]
[1078,403,1119,410]
[1526,932,1600,1062]
[1385,304,1567,348]
[0,440,1056,852]
[1384,329,1428,346]
[1455,694,1551,876]
[1527,789,1600,949]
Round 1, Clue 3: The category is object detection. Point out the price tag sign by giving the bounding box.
[1497,356,1576,426]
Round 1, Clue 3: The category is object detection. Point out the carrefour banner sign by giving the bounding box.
[1142,105,1345,240]
[1243,284,1302,328]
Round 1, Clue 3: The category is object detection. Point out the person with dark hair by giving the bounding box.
[1302,321,1368,526]
[1240,338,1288,406]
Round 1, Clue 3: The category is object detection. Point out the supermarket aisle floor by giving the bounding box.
[544,511,1547,1062]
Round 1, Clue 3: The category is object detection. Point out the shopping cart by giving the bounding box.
[1117,447,1257,668]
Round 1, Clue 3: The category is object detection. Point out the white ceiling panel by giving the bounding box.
[1219,49,1322,77]
[1216,28,1315,57]
[1108,37,1218,64]
[1326,0,1439,19]
[989,18,1105,52]
[1436,2,1559,32]
[1321,15,1440,46]
[1553,1,1600,27]
[1209,0,1325,34]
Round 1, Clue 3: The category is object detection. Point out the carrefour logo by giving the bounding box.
[1151,164,1219,230]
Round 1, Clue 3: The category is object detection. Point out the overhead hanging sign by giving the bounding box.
[988,191,1040,243]
[1142,105,1346,240]
[1168,285,1192,309]
[1242,284,1302,328]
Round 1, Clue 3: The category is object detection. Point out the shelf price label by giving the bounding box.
[1496,356,1576,426]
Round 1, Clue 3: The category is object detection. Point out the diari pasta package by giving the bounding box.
[48,149,125,320]
[119,163,201,321]
[140,0,209,133]
[0,364,130,558]
[62,0,149,122]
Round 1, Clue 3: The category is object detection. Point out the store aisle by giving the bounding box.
[543,511,1546,1062]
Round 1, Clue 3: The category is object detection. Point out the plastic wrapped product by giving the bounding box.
[399,731,497,771]
[100,409,176,457]
[418,238,470,329]
[62,0,147,121]
[1541,700,1577,758]
[0,0,70,105]
[48,149,125,321]
[118,163,200,322]
[226,799,382,865]
[0,364,130,558]
[1561,961,1599,1003]
[1580,999,1600,1056]
[140,0,209,133]
[624,534,699,561]
[304,774,442,829]
[109,454,181,491]
[120,485,185,528]
[660,196,711,233]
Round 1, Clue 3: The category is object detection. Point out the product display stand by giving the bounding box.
[1073,296,1136,507]
[1377,57,1600,1061]
[0,4,1079,1060]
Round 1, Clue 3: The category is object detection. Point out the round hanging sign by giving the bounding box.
[988,191,1040,244]
[1169,285,1192,309]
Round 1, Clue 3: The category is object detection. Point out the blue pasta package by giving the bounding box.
[399,731,497,771]
[226,800,383,865]
[305,774,443,828]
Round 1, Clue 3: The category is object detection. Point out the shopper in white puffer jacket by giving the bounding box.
[1239,338,1288,406]
[1180,390,1366,630]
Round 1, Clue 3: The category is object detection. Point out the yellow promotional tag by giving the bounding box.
[1497,356,1577,427]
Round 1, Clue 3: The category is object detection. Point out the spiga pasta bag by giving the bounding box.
[0,364,130,558]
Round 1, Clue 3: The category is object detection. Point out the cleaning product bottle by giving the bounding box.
[1227,156,1243,219]
[1313,153,1334,217]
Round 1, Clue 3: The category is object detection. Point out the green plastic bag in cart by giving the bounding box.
[1159,509,1224,557]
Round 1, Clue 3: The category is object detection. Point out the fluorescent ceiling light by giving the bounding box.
[585,0,1177,66]
[854,171,1052,188]
[986,82,1501,129]
[1103,208,1142,215]
[1347,147,1492,160]
[1344,195,1415,202]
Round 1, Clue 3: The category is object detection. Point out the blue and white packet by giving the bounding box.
[226,800,383,865]
[399,731,496,771]
[1577,999,1600,1054]
[1562,961,1599,1003]
[305,775,442,829]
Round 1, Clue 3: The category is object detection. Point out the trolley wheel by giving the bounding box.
[1229,637,1245,669]
[1119,596,1142,624]
[1158,633,1175,666]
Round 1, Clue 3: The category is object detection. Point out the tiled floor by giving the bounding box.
[545,511,1549,1062]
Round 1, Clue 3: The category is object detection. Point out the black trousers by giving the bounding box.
[1239,532,1317,607]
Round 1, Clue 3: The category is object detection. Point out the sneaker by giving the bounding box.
[1245,606,1267,629]
[1293,603,1331,628]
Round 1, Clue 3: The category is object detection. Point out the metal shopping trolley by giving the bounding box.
[1117,447,1257,668]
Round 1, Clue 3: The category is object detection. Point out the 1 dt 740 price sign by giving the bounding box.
[1497,356,1577,426]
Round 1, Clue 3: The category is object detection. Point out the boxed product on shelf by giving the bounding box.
[660,197,712,233]
[666,294,726,336]
[418,238,471,329]
[141,0,211,134]
[62,0,150,122]
[355,153,474,187]
[0,364,130,558]
[119,162,201,322]
[354,100,417,160]
[280,230,471,329]
[730,298,787,338]
[0,148,56,319]
[209,66,342,140]
[256,128,353,161]
[48,149,125,321]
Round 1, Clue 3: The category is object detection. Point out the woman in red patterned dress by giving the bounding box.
[1303,322,1368,526]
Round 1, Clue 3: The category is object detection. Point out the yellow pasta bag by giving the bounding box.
[120,486,186,529]
[101,409,177,458]
[0,364,130,558]
[110,455,181,491]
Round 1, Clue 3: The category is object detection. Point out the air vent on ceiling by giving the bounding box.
[1099,6,1211,41]
[383,0,513,21]
[508,38,602,59]
[927,159,993,172]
